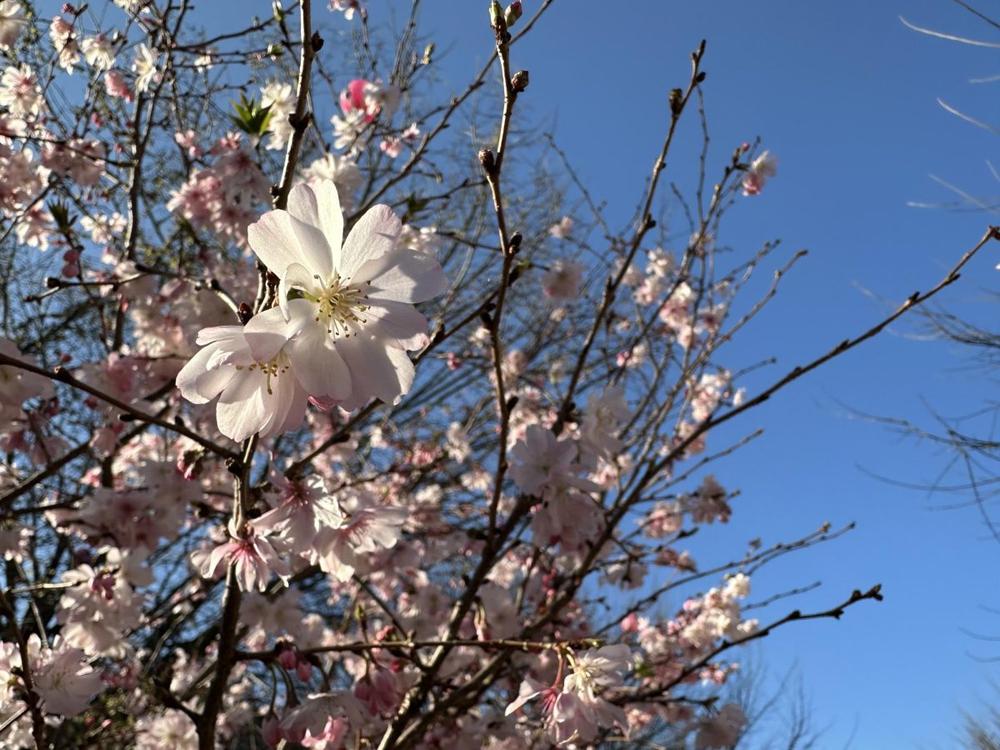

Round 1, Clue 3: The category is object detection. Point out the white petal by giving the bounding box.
[177,344,236,404]
[286,180,344,270]
[335,334,414,406]
[273,379,310,436]
[247,209,333,280]
[287,324,352,401]
[256,370,297,438]
[278,262,321,320]
[360,249,447,303]
[363,299,428,345]
[195,325,244,347]
[216,372,267,442]
[243,305,308,362]
[338,204,401,281]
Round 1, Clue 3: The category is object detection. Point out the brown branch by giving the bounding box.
[623,584,884,703]
[0,352,236,460]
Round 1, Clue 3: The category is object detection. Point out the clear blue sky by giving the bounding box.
[414,1,1000,747]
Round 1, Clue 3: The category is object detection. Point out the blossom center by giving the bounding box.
[243,354,290,395]
[311,274,369,337]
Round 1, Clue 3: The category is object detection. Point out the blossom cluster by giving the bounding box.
[0,2,826,749]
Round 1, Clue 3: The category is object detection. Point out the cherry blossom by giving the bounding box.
[26,635,104,716]
[329,0,364,20]
[0,65,45,118]
[742,149,777,196]
[542,258,583,299]
[104,68,133,100]
[548,215,573,239]
[313,494,407,581]
[246,179,447,409]
[506,645,633,745]
[49,16,81,73]
[0,4,906,746]
[278,692,367,748]
[303,152,362,210]
[177,317,309,441]
[0,1,25,49]
[197,519,291,592]
[261,80,296,150]
[82,33,115,70]
[57,563,142,656]
[132,43,161,93]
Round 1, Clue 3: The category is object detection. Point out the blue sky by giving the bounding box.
[415,0,1000,747]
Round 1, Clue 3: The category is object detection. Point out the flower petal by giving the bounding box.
[360,249,447,304]
[195,325,244,347]
[278,262,321,320]
[176,344,230,404]
[216,372,267,442]
[248,209,333,281]
[335,334,414,407]
[338,204,401,281]
[286,180,344,270]
[363,299,428,346]
[287,321,352,401]
[243,304,308,362]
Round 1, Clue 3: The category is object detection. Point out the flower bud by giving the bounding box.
[488,1,504,29]
[511,69,529,93]
[504,1,522,27]
[478,147,495,173]
[668,87,683,116]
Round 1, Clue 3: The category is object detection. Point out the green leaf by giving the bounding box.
[229,94,274,138]
[47,200,75,233]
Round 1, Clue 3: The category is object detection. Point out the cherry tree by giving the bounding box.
[0,1,993,749]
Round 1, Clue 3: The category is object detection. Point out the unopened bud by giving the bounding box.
[489,1,504,29]
[478,147,495,173]
[504,1,522,27]
[668,87,683,116]
[511,70,529,93]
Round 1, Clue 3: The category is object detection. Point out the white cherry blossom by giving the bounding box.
[176,310,309,442]
[247,179,447,410]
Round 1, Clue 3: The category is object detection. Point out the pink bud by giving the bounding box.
[340,78,369,114]
[620,612,639,633]
[277,647,298,671]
